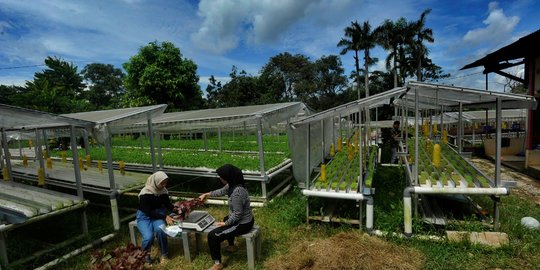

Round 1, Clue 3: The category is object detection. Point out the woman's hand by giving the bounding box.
[216,221,225,227]
[198,193,210,202]
[165,215,174,226]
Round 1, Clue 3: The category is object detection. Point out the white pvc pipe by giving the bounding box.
[34,233,116,270]
[366,203,374,230]
[411,187,509,195]
[302,189,365,200]
[404,196,413,235]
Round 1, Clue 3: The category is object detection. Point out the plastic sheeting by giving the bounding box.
[288,81,537,185]
[116,102,308,133]
[395,109,528,126]
[288,87,408,184]
[396,81,537,111]
[62,104,167,141]
[0,103,95,131]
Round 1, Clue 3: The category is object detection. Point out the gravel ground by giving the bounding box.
[470,157,540,204]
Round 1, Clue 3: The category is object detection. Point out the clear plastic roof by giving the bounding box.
[119,102,307,133]
[396,81,537,111]
[0,103,95,131]
[396,109,528,125]
[291,87,407,126]
[62,104,166,129]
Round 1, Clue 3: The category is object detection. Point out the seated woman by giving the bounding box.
[136,171,174,264]
[199,164,254,270]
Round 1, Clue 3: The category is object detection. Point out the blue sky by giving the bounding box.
[1,0,539,95]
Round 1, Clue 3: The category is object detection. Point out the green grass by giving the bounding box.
[3,163,540,270]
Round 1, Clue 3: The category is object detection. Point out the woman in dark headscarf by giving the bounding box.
[137,171,174,265]
[199,164,254,270]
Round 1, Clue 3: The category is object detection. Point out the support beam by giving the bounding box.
[147,115,156,172]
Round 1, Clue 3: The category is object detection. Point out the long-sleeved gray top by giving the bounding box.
[210,184,253,226]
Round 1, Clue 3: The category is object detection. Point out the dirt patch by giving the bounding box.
[470,158,540,204]
[264,232,424,270]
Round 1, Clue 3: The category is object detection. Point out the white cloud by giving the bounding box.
[191,0,417,56]
[462,2,519,46]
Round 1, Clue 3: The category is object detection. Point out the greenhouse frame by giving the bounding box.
[395,81,536,235]
[288,81,537,234]
[0,103,91,267]
[107,102,308,202]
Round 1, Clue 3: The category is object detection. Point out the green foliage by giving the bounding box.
[21,56,87,113]
[122,41,203,111]
[206,66,264,108]
[51,141,288,171]
[81,63,126,110]
[259,52,315,103]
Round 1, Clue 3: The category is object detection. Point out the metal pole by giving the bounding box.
[1,129,13,181]
[494,98,502,230]
[256,116,266,198]
[321,119,325,163]
[147,116,156,172]
[157,132,163,169]
[306,123,310,188]
[440,105,444,143]
[42,129,50,156]
[70,126,88,235]
[414,88,419,185]
[83,130,90,157]
[358,106,363,188]
[429,111,433,139]
[203,130,208,151]
[18,135,22,158]
[104,125,120,231]
[332,117,335,151]
[104,124,116,189]
[35,129,45,175]
[218,127,222,153]
[458,102,463,153]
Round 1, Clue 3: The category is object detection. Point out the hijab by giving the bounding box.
[216,164,245,196]
[138,171,169,197]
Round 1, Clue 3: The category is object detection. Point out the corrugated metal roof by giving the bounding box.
[461,28,540,70]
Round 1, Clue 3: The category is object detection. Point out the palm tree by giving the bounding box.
[410,9,433,82]
[357,21,378,98]
[337,21,362,100]
[377,18,409,88]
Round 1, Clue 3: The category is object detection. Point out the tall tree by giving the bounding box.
[310,55,348,110]
[81,63,125,110]
[377,18,411,87]
[259,52,315,103]
[0,85,21,105]
[409,9,434,82]
[204,75,223,108]
[357,21,378,98]
[123,41,203,111]
[23,56,86,113]
[206,67,263,107]
[337,21,363,100]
